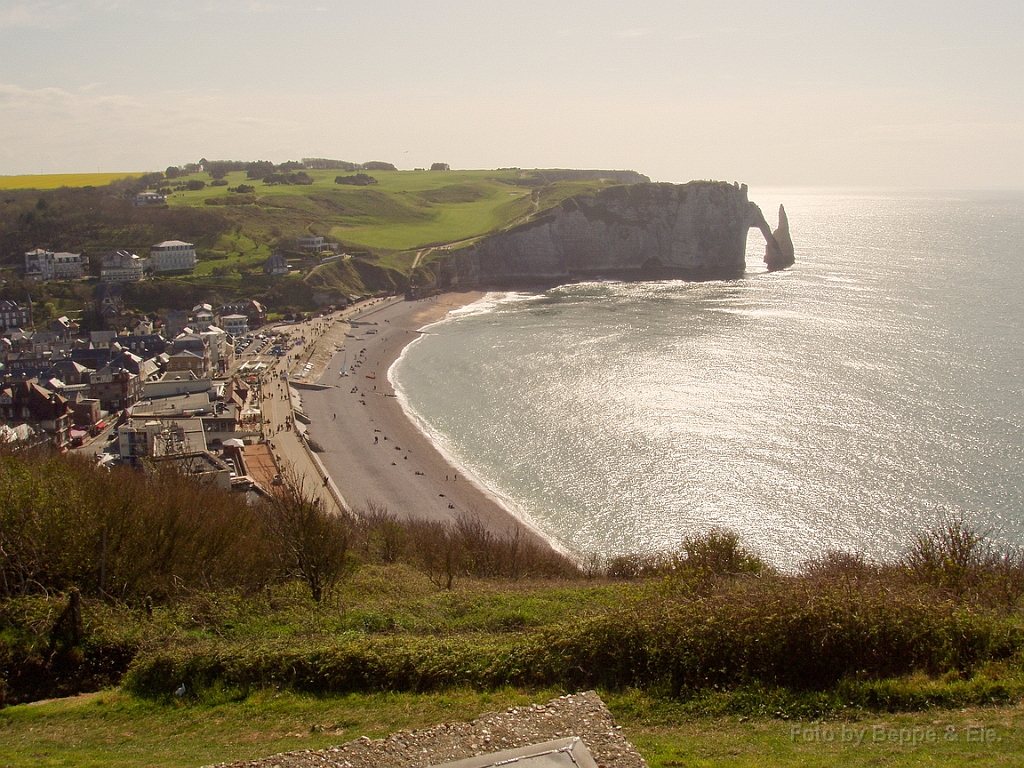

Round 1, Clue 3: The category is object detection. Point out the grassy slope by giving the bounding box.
[6,559,1024,766]
[153,169,611,296]
[0,688,559,768]
[2,689,1022,767]
[164,169,607,257]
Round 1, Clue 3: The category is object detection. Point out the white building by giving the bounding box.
[100,250,145,282]
[190,304,214,331]
[220,314,250,337]
[149,240,196,273]
[25,249,85,281]
[133,192,167,207]
[297,236,326,252]
[200,326,234,373]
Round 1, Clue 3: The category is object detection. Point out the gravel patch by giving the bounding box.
[205,691,647,768]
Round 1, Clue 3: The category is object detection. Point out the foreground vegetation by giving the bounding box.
[3,446,1024,763]
[3,688,1022,768]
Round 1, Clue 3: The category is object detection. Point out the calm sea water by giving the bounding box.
[392,190,1024,568]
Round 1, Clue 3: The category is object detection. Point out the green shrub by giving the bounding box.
[677,528,768,575]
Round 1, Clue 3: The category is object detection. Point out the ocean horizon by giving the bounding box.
[392,188,1024,569]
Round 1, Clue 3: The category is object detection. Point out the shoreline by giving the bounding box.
[300,293,556,551]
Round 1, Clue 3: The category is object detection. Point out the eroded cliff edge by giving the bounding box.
[438,181,792,288]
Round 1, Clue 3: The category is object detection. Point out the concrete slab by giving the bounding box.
[429,738,598,768]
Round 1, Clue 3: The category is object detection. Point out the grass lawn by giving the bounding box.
[613,691,1024,767]
[0,688,559,768]
[193,231,272,277]
[164,169,588,255]
[2,689,1022,768]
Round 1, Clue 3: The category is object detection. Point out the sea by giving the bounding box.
[391,189,1024,570]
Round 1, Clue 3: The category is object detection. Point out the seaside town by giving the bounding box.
[0,238,383,512]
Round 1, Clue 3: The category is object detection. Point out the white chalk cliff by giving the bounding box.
[441,181,792,287]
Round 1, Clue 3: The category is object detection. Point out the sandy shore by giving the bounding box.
[300,293,552,548]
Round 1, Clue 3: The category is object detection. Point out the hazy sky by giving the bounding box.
[1,0,1022,187]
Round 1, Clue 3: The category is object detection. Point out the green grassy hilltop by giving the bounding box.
[168,169,537,254]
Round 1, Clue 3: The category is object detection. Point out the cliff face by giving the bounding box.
[442,181,789,288]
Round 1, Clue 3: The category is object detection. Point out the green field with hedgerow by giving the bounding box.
[162,169,571,254]
[5,446,1024,766]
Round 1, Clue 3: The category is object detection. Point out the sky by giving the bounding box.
[1,0,1022,188]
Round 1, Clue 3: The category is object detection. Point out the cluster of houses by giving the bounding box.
[0,300,267,468]
[24,243,298,282]
[24,242,197,281]
[2,233,345,496]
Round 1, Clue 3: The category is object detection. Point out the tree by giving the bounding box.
[259,472,354,601]
[334,173,377,186]
[429,163,450,171]
[246,161,276,180]
[34,301,55,326]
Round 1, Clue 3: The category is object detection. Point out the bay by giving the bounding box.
[392,189,1024,569]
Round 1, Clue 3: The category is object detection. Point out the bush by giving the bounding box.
[604,528,768,580]
[335,174,377,186]
[258,473,355,602]
[353,505,581,588]
[7,448,1024,708]
[678,528,768,575]
[0,449,273,601]
[123,633,523,699]
[120,575,1023,701]
[902,518,1024,605]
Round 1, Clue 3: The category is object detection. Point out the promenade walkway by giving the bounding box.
[253,298,404,516]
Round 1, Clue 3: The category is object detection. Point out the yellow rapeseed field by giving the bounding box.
[0,172,145,190]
